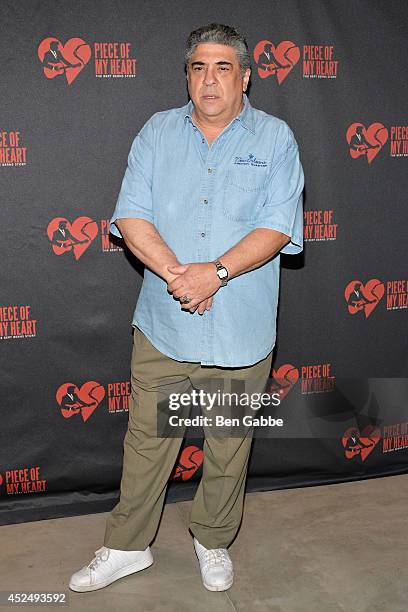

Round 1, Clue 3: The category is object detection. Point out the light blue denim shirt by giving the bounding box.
[110,94,304,367]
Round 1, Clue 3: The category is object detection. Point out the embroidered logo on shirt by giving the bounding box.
[234,153,267,167]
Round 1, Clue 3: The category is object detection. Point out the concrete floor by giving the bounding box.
[0,474,407,612]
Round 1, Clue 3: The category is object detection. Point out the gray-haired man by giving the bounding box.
[69,22,304,593]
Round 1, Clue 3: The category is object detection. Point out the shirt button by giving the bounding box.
[201,232,206,237]
[201,138,205,143]
[203,199,208,204]
[207,167,213,174]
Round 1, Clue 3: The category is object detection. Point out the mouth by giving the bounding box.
[202,94,220,100]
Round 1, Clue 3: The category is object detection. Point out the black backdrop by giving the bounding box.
[1,0,407,526]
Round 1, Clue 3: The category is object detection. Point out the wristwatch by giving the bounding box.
[213,258,229,287]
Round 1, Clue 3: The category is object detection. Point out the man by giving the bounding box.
[349,125,380,153]
[42,40,82,73]
[344,428,375,457]
[59,385,95,414]
[69,23,304,593]
[50,220,88,249]
[257,42,291,72]
[347,282,376,311]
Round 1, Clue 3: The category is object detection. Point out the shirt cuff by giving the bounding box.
[249,221,303,255]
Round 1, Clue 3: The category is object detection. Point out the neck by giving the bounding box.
[192,98,244,133]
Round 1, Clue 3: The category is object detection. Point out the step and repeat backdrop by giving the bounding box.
[1,0,407,525]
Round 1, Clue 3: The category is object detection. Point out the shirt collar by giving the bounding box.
[183,93,255,134]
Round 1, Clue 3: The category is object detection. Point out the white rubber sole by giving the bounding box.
[69,552,154,593]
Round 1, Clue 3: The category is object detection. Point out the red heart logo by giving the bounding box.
[254,40,300,84]
[47,216,98,260]
[342,425,381,461]
[171,445,204,481]
[37,37,91,85]
[267,364,299,401]
[346,123,388,164]
[345,279,384,318]
[56,381,105,422]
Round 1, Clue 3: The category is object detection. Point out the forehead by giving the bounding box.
[189,43,239,65]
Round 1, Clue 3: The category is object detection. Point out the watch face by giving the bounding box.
[218,268,228,279]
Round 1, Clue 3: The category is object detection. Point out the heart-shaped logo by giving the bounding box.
[342,425,381,461]
[266,364,299,401]
[56,381,105,422]
[254,40,300,84]
[171,445,204,481]
[38,37,91,85]
[345,279,384,318]
[47,217,98,260]
[346,123,388,164]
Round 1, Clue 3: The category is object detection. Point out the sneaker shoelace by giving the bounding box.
[87,546,110,571]
[203,548,232,570]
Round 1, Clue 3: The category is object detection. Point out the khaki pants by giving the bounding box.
[104,326,273,551]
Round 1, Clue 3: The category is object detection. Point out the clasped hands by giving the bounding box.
[166,262,222,315]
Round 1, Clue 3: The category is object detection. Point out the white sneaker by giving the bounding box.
[69,545,153,592]
[193,537,234,591]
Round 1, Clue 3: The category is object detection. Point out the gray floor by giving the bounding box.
[1,474,407,612]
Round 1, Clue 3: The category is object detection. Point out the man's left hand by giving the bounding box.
[166,262,222,310]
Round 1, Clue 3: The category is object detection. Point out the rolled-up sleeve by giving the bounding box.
[110,124,154,238]
[249,122,304,255]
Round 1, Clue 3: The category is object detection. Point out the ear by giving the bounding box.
[243,68,251,92]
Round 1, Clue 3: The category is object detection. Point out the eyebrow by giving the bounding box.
[190,61,233,67]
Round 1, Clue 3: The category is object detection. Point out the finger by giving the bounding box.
[187,296,210,314]
[168,280,184,293]
[196,299,206,315]
[173,288,188,300]
[202,296,213,312]
[197,301,207,315]
[180,298,200,310]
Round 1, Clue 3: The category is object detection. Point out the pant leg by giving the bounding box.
[188,350,273,549]
[104,327,193,550]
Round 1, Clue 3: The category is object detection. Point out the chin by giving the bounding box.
[199,101,224,113]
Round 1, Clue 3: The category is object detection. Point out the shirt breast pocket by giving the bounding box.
[222,167,268,222]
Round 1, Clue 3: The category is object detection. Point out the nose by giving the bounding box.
[203,65,216,86]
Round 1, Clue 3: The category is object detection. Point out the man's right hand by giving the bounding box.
[165,266,213,315]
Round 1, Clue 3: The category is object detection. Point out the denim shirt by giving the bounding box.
[110,94,304,367]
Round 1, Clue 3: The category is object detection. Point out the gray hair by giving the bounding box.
[185,23,251,76]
